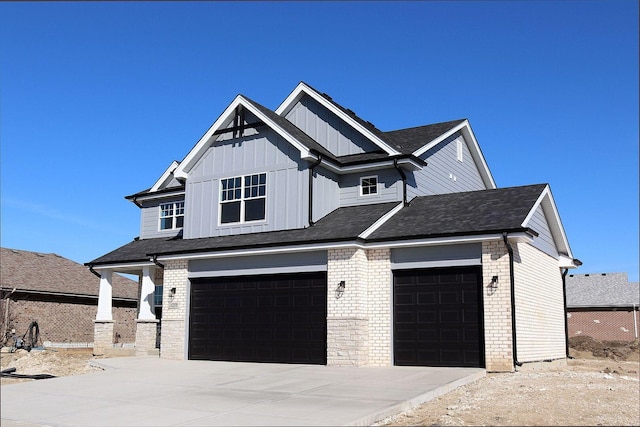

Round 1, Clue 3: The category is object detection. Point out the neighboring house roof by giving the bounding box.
[1,248,138,300]
[88,184,553,267]
[566,272,640,308]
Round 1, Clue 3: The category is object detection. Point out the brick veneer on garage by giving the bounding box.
[568,310,639,341]
[159,259,189,359]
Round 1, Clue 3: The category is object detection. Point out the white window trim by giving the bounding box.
[360,175,379,197]
[158,201,185,231]
[218,173,268,226]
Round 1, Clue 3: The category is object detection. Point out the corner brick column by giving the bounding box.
[366,248,392,366]
[93,270,114,356]
[482,240,515,372]
[159,259,188,360]
[327,247,369,366]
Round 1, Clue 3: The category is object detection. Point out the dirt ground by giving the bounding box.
[1,338,639,426]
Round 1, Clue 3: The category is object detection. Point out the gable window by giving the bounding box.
[220,173,266,224]
[159,201,184,230]
[360,176,378,196]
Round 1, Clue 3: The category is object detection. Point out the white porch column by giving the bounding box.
[138,266,157,320]
[96,270,113,321]
[94,270,114,356]
[135,266,160,356]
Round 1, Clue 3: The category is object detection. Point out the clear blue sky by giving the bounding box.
[1,1,638,281]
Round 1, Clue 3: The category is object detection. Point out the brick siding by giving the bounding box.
[159,259,189,359]
[1,298,136,344]
[568,309,639,341]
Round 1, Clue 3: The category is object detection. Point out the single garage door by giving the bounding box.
[189,272,327,364]
[393,266,483,367]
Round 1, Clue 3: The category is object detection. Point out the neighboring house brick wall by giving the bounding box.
[568,310,639,341]
[481,240,514,372]
[1,299,136,344]
[367,248,392,366]
[160,259,189,359]
[513,242,565,362]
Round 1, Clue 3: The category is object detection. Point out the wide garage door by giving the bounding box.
[189,272,327,364]
[393,266,483,367]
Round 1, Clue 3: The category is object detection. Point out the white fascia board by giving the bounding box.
[559,254,579,268]
[155,232,534,262]
[521,185,573,259]
[91,261,154,271]
[319,157,423,175]
[358,202,404,239]
[174,95,314,179]
[412,120,497,190]
[150,161,180,192]
[276,82,401,156]
[134,189,185,203]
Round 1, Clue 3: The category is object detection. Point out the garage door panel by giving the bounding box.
[394,266,483,368]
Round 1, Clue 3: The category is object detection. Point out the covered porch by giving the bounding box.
[90,262,163,356]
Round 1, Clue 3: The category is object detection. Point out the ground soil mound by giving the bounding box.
[569,336,639,361]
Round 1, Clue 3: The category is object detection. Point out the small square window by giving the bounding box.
[360,176,378,196]
[159,201,185,230]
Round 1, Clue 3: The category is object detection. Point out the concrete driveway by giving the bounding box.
[1,357,484,426]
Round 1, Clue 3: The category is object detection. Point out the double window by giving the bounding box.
[159,201,184,230]
[220,173,267,224]
[360,176,378,196]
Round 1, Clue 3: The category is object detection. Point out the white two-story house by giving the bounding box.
[88,82,580,372]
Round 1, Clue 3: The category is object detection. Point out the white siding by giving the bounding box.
[513,242,565,362]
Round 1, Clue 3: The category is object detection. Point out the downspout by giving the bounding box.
[633,304,638,340]
[152,255,165,270]
[393,159,408,206]
[561,268,572,359]
[308,155,322,226]
[502,232,522,368]
[88,265,102,278]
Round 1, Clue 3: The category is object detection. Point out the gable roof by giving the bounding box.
[1,248,138,299]
[367,184,547,242]
[384,119,467,153]
[566,272,639,308]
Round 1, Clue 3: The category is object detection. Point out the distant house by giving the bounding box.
[0,248,139,348]
[566,272,639,341]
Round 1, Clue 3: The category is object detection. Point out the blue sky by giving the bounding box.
[1,1,638,281]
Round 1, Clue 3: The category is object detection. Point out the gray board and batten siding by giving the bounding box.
[189,251,328,278]
[285,94,381,156]
[391,244,482,270]
[184,122,310,239]
[139,194,185,240]
[408,132,487,199]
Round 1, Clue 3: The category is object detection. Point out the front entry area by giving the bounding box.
[189,272,327,364]
[393,266,484,367]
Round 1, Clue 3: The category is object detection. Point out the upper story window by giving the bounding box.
[360,176,378,196]
[159,201,184,230]
[220,173,267,224]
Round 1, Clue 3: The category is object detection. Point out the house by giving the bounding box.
[566,272,639,341]
[0,248,138,349]
[87,82,580,372]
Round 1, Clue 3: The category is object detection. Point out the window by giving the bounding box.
[456,139,464,162]
[154,285,163,307]
[220,173,266,224]
[360,176,378,196]
[159,201,184,230]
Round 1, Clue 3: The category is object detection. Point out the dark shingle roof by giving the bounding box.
[566,273,640,308]
[368,184,547,241]
[1,248,138,299]
[383,119,467,153]
[88,202,401,265]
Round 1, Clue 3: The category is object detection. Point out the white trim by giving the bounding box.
[359,175,379,197]
[174,95,315,180]
[133,190,185,203]
[91,261,155,271]
[155,232,533,263]
[521,185,573,259]
[275,82,401,156]
[318,157,423,175]
[159,201,185,231]
[150,161,180,192]
[218,172,268,226]
[358,202,403,239]
[412,120,496,190]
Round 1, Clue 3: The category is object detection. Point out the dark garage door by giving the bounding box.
[393,266,483,367]
[189,272,327,364]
